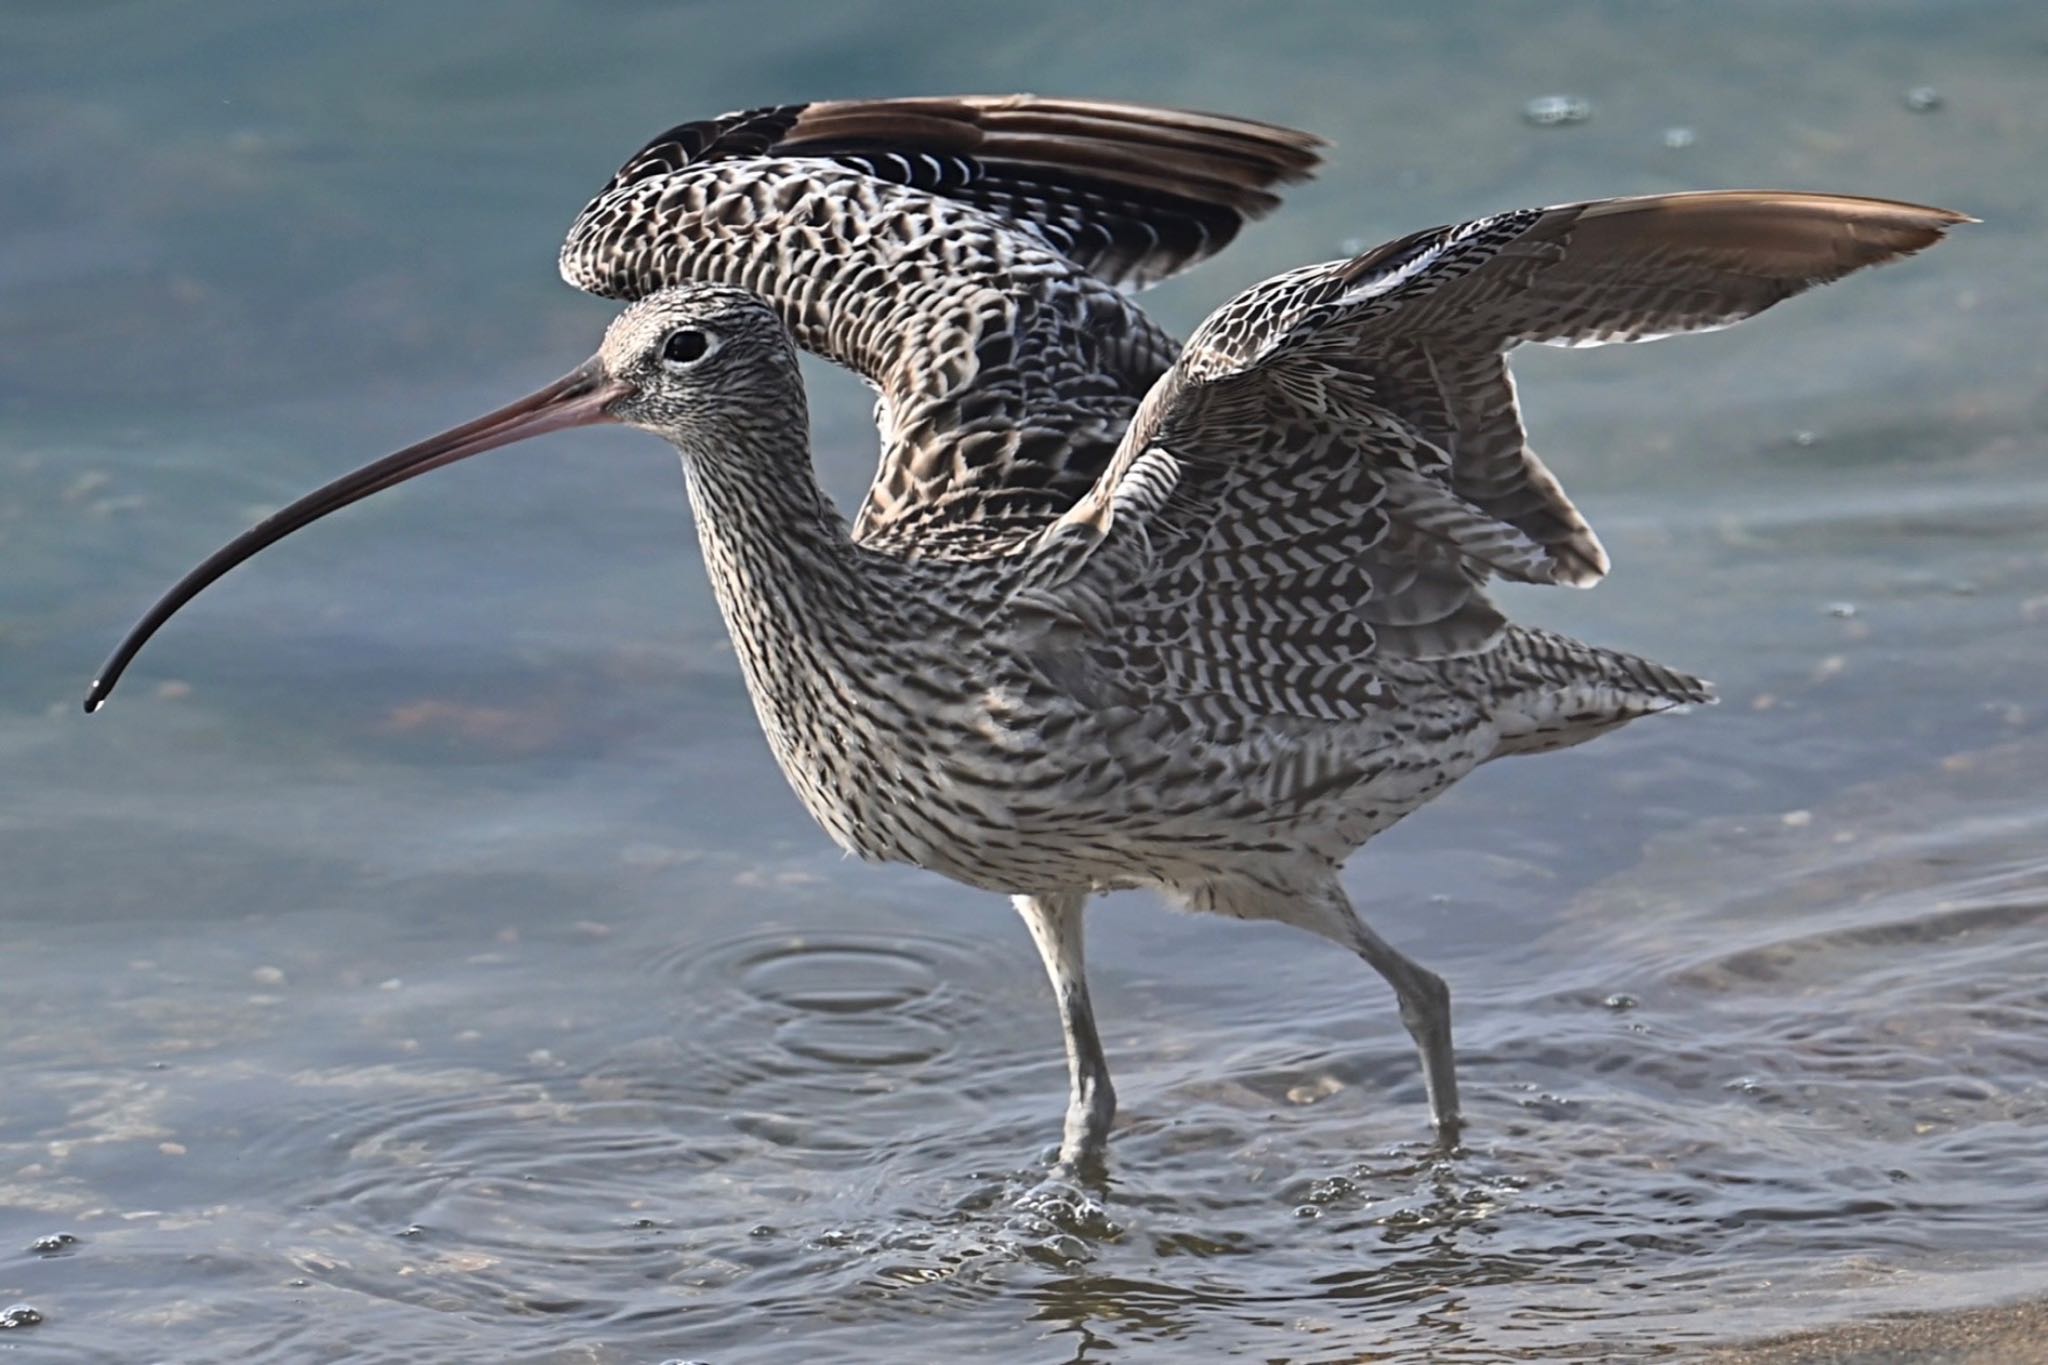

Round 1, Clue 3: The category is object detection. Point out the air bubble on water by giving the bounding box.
[1524,94,1592,126]
[1380,1205,1436,1231]
[1517,1090,1580,1117]
[1662,126,1697,149]
[1288,1075,1344,1105]
[1033,1232,1093,1266]
[1007,1212,1053,1240]
[1015,1178,1118,1238]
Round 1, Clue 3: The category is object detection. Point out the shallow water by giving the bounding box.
[4,2,2046,1360]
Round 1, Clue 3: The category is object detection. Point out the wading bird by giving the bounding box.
[88,97,1963,1167]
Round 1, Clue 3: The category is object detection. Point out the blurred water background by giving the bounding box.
[3,2,2045,1360]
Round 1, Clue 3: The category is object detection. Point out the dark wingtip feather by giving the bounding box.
[786,96,1325,286]
[1573,191,1971,279]
[573,95,1326,294]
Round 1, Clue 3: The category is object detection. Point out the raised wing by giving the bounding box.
[1030,191,1967,721]
[560,96,1322,555]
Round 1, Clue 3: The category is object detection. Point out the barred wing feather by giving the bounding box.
[1039,191,1967,721]
[559,96,1322,554]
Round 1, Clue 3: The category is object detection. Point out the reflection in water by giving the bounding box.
[22,731,2027,1363]
[5,0,2046,1359]
[4,727,2048,1360]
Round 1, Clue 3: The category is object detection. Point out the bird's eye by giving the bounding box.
[661,327,716,367]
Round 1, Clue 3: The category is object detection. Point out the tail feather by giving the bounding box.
[1485,627,1713,758]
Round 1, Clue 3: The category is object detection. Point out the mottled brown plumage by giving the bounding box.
[560,97,1323,557]
[87,96,1965,1169]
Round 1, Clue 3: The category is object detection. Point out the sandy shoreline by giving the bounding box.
[1706,1297,2048,1364]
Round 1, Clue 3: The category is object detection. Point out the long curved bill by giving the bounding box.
[84,357,633,713]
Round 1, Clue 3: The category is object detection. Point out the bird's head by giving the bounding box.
[83,283,798,713]
[597,285,805,459]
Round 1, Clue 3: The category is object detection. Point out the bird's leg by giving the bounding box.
[1345,912,1461,1148]
[1181,876,1464,1146]
[1013,892,1115,1169]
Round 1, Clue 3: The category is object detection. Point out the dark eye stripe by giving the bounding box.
[663,328,711,364]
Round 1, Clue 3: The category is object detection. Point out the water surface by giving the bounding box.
[4,3,2046,1360]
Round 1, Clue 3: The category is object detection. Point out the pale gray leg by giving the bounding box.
[1013,891,1115,1168]
[1347,914,1462,1146]
[1196,875,1462,1146]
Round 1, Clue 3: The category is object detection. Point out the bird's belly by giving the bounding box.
[768,691,1127,892]
[828,748,1117,893]
[771,689,1499,896]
